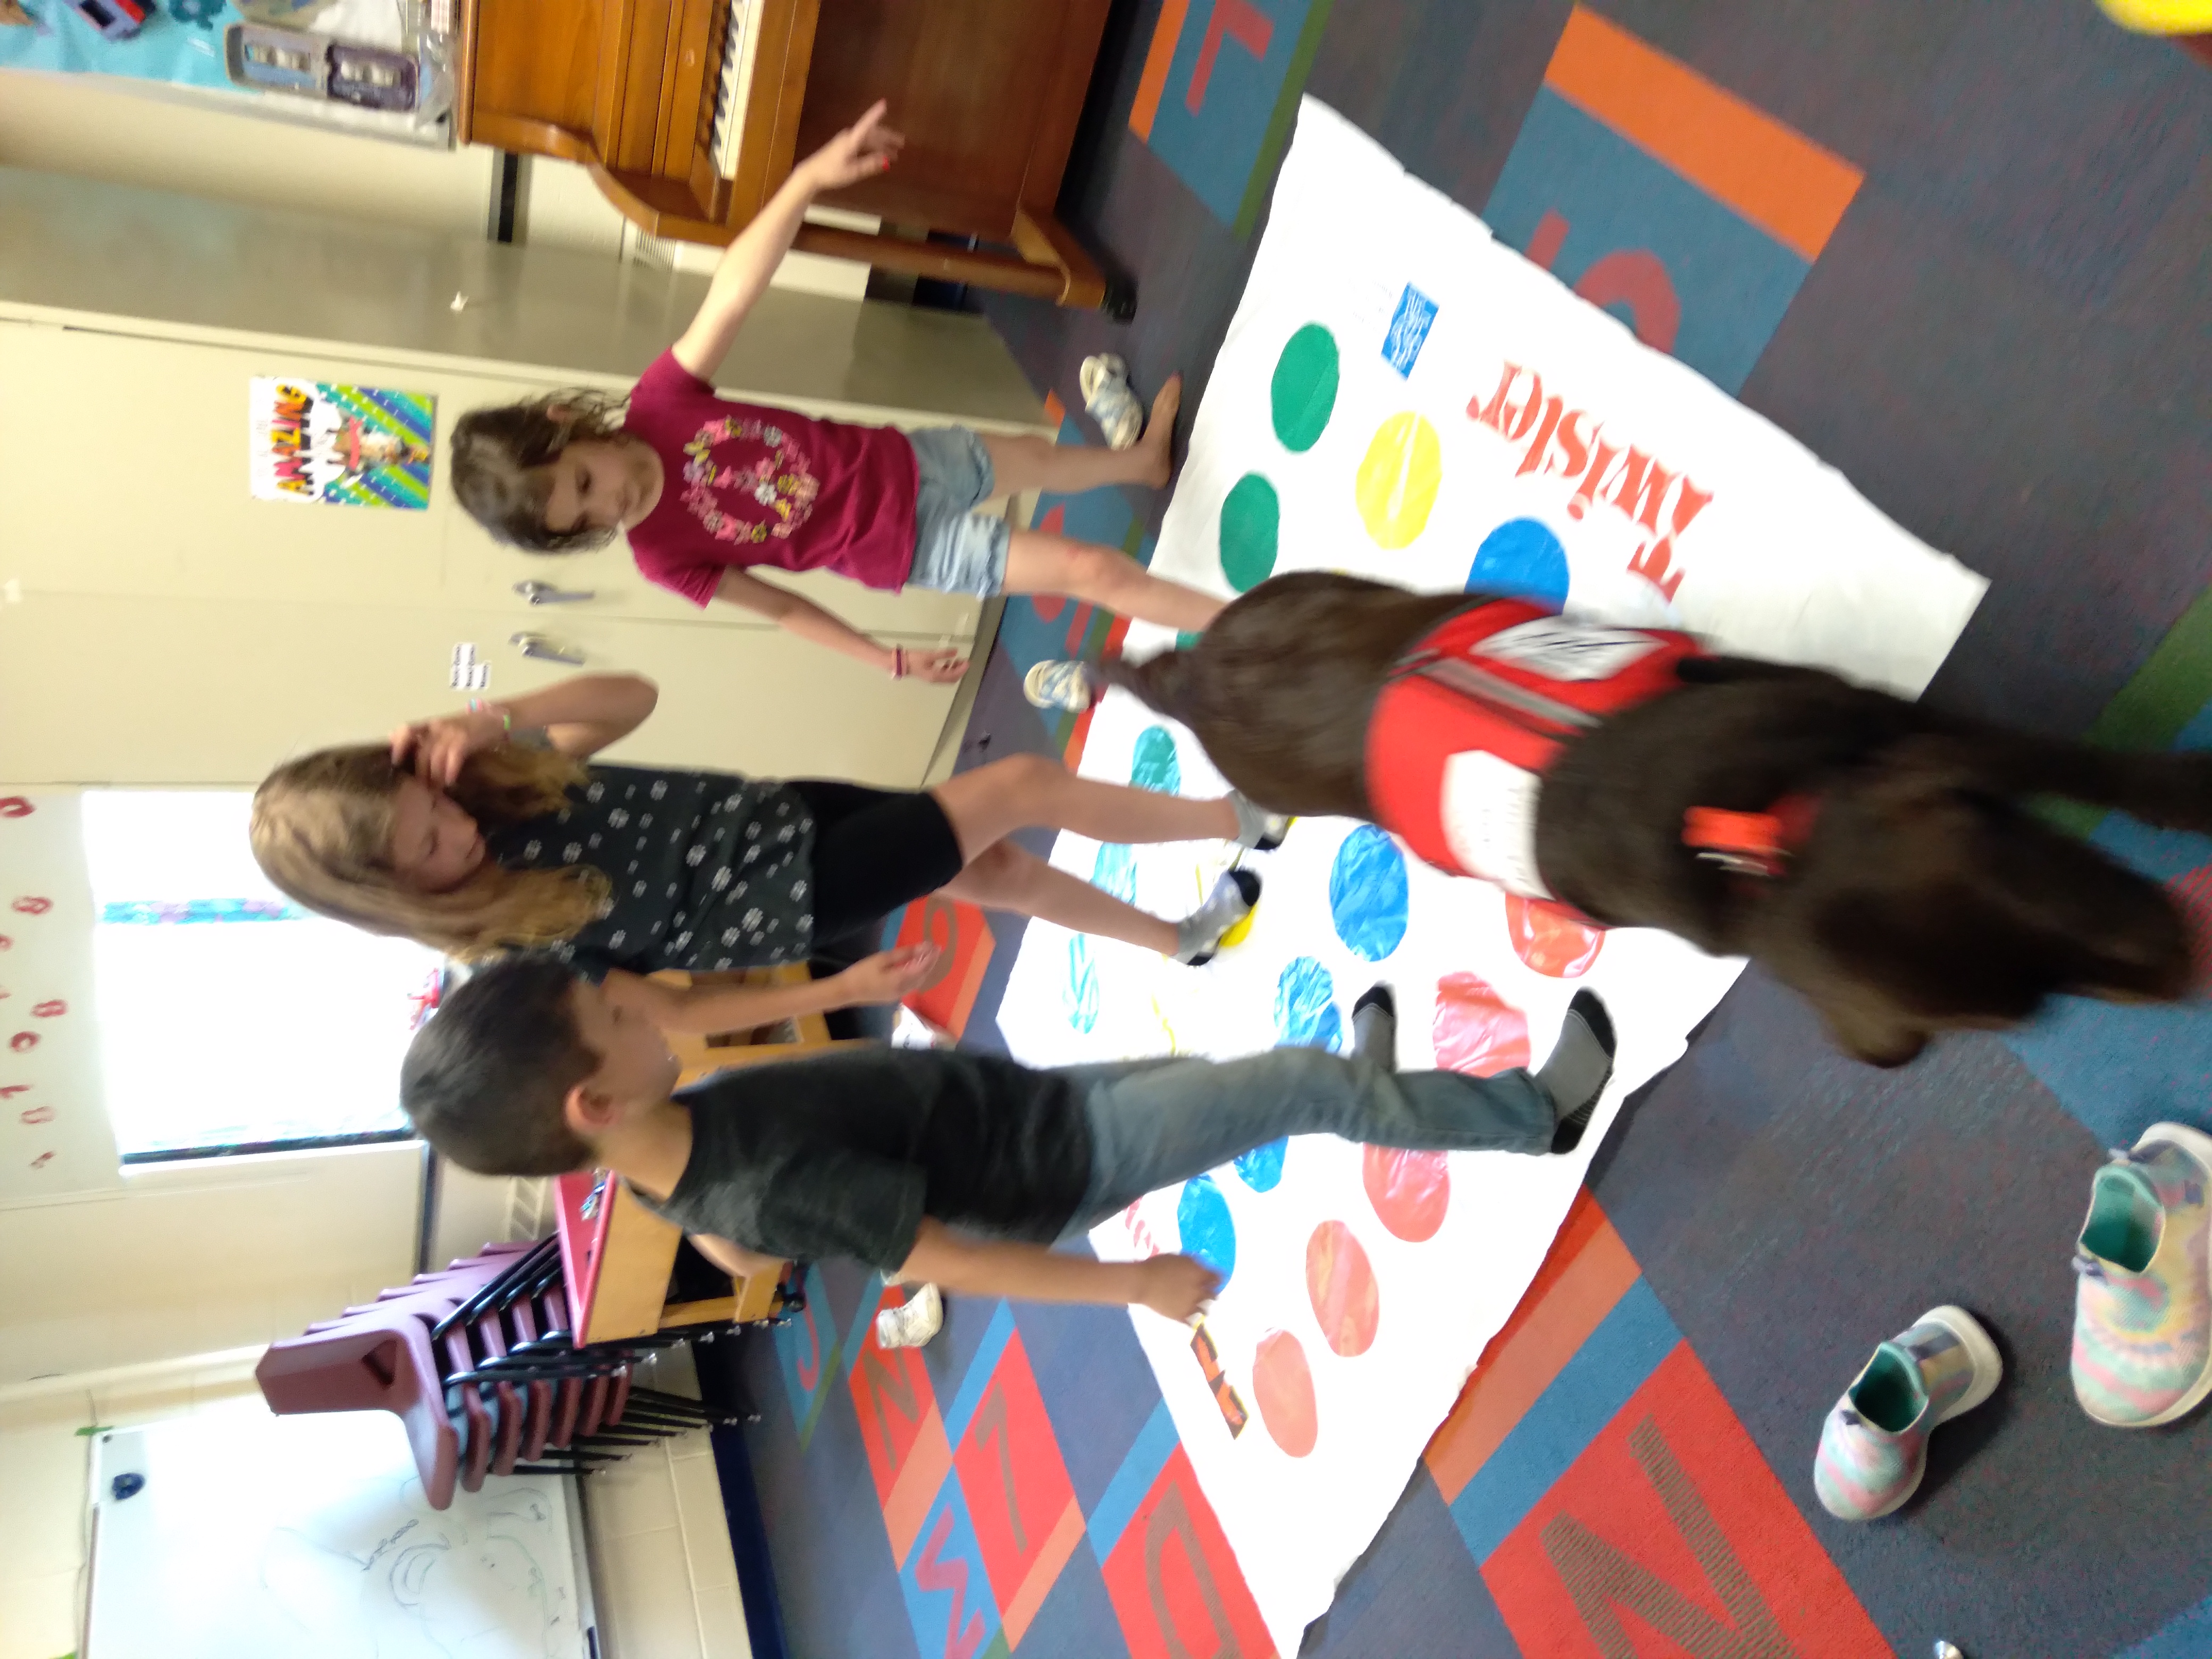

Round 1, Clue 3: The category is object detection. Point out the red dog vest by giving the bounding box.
[1364,600,1705,897]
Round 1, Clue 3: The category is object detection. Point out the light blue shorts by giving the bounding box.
[904,426,1011,597]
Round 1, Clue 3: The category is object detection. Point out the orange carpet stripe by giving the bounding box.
[881,1405,954,1569]
[1425,1199,1643,1503]
[1002,1495,1087,1647]
[1544,6,1863,261]
[1129,0,1193,141]
[1423,1189,1611,1486]
[1477,1186,1611,1363]
[1041,388,1066,428]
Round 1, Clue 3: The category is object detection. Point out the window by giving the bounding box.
[82,792,443,1161]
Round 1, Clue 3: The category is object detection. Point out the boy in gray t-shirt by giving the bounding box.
[400,957,1619,1321]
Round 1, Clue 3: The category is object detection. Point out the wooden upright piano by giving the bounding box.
[455,0,1129,312]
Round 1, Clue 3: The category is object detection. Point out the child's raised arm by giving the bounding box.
[390,672,660,784]
[895,1219,1223,1321]
[672,100,905,381]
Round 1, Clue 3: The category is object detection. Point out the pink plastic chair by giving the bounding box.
[257,1306,459,1509]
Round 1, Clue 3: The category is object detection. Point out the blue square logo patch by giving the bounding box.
[1382,283,1440,378]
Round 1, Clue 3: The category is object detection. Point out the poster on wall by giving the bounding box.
[0,0,454,143]
[0,791,123,1201]
[249,376,435,510]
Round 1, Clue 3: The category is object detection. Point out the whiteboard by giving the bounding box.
[88,1398,594,1659]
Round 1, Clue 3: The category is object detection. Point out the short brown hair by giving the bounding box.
[449,390,628,552]
[401,955,599,1176]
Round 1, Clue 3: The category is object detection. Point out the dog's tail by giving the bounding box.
[1097,649,1200,725]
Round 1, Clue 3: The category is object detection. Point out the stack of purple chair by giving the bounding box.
[255,1236,751,1509]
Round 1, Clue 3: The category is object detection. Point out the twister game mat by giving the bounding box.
[993,98,1987,1657]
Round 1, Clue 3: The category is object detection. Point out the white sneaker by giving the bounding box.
[1024,659,1094,713]
[875,1283,943,1349]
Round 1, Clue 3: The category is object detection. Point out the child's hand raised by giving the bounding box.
[391,706,507,787]
[800,98,904,193]
[1135,1254,1222,1324]
[837,942,942,1005]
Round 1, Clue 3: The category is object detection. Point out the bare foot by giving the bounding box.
[1136,373,1182,488]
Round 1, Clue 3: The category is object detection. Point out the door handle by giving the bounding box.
[514,580,596,605]
[511,632,584,666]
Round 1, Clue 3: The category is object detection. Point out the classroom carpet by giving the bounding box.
[719,4,2212,1655]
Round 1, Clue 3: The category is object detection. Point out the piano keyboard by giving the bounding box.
[707,0,766,180]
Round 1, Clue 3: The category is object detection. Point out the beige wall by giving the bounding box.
[0,166,1042,425]
[0,67,871,292]
[0,69,498,239]
[0,1144,422,1389]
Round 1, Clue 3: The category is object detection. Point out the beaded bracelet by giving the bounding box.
[467,698,513,734]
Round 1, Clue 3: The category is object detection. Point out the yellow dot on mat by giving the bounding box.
[1218,903,1260,951]
[1354,413,1443,549]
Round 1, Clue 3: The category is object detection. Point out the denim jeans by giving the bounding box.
[1058,1047,1556,1238]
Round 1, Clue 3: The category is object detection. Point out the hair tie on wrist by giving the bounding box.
[467,699,513,734]
[892,647,906,680]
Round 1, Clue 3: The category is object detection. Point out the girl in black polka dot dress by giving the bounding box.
[250,672,1283,1036]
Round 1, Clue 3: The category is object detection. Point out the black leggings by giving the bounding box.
[789,779,967,949]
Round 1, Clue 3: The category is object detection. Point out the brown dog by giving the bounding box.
[1104,571,2208,1066]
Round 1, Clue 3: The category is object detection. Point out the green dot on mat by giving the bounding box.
[1175,631,1202,650]
[1219,473,1280,593]
[1271,324,1339,453]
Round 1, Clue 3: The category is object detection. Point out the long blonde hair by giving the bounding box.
[250,743,612,960]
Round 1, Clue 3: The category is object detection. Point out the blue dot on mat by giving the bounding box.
[1233,1138,1288,1193]
[1176,1173,1237,1287]
[1131,726,1182,794]
[1065,936,1099,1033]
[1275,956,1342,1052]
[1091,842,1137,904]
[1467,517,1570,609]
[1328,825,1409,962]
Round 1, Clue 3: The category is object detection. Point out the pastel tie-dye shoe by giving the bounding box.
[1080,354,1145,450]
[2071,1122,2212,1429]
[1813,1306,2002,1521]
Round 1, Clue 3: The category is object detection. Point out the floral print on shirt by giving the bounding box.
[681,416,820,544]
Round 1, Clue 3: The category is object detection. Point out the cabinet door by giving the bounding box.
[0,319,984,643]
[0,591,955,787]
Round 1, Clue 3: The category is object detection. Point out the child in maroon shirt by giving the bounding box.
[450,102,1221,696]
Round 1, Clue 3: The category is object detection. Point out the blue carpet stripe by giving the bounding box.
[1447,1277,1683,1562]
[942,1300,1019,1447]
[839,1271,890,1379]
[2119,1593,2212,1659]
[1088,1397,1181,1562]
[2001,693,2212,1148]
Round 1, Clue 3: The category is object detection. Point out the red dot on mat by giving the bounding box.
[1305,1219,1380,1358]
[1503,895,1604,978]
[1363,1146,1450,1243]
[1252,1329,1318,1457]
[1432,971,1531,1076]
